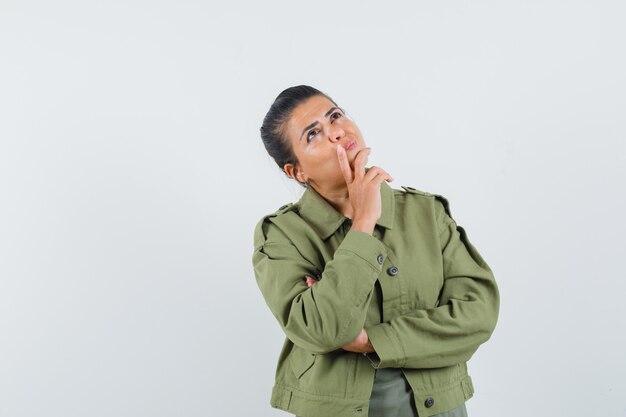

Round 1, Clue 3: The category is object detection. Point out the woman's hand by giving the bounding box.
[304,275,375,353]
[341,328,375,353]
[304,274,320,288]
[336,145,393,235]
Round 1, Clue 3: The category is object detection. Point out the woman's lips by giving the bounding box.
[345,140,356,150]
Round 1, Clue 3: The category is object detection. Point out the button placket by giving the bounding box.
[382,248,409,313]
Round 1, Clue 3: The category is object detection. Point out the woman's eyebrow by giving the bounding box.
[299,106,343,141]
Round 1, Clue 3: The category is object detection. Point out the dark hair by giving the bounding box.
[260,85,338,187]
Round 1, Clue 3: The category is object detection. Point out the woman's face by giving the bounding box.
[283,95,367,190]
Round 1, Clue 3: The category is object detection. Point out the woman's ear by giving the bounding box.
[284,163,305,183]
[283,163,296,180]
[283,163,308,185]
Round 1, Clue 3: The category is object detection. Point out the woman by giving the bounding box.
[252,85,499,417]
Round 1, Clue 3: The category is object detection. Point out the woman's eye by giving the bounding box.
[331,111,342,120]
[306,130,318,142]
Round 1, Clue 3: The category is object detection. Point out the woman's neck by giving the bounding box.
[311,184,353,219]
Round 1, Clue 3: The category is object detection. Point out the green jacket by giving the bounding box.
[252,180,500,417]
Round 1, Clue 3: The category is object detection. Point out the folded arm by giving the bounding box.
[253,220,387,354]
[364,198,500,369]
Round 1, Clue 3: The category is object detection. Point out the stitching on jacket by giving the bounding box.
[274,382,369,400]
[335,247,383,272]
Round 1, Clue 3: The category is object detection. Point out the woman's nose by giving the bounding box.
[328,126,345,142]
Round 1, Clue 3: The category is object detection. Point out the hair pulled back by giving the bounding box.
[260,85,338,187]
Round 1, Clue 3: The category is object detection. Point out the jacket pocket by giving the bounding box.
[289,346,317,379]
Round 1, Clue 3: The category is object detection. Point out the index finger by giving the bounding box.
[336,145,354,184]
[353,147,370,179]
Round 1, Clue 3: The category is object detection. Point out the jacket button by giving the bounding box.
[387,266,399,276]
[376,254,384,264]
[424,397,434,408]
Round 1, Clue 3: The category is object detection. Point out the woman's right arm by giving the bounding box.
[252,221,386,354]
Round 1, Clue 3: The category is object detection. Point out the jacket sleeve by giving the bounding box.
[364,196,500,369]
[252,216,388,354]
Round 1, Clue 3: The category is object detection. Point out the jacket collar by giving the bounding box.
[297,180,395,240]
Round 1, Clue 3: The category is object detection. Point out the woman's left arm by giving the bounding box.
[363,196,500,369]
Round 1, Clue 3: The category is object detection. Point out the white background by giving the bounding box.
[1,1,625,416]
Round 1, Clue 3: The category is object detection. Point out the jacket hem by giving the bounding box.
[270,373,474,417]
[271,383,370,417]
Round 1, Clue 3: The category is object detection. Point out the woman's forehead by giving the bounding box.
[287,96,337,139]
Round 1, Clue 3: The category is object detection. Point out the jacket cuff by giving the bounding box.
[337,230,388,272]
[364,323,405,368]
